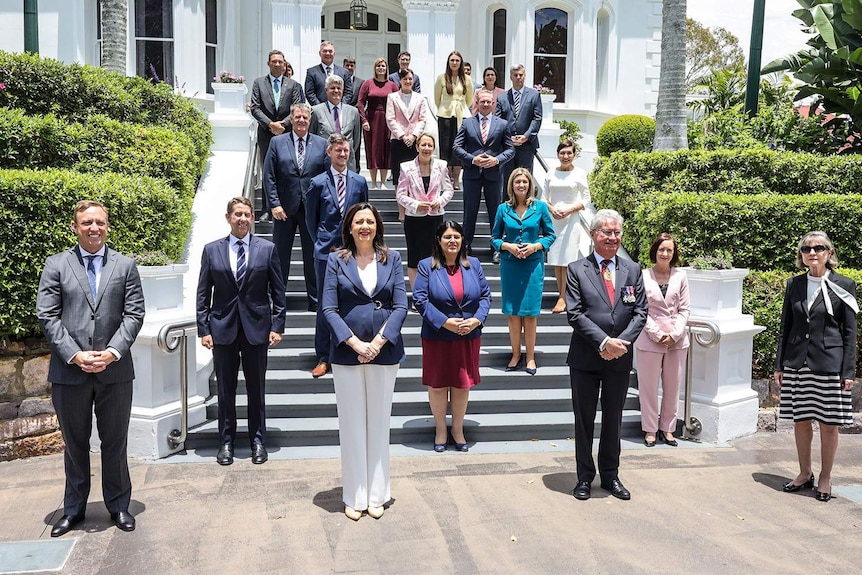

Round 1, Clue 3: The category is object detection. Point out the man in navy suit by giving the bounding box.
[37,200,145,537]
[566,209,648,502]
[305,133,369,377]
[343,57,363,106]
[453,90,515,260]
[496,64,543,187]
[305,41,354,106]
[388,51,421,93]
[197,197,286,466]
[264,102,330,312]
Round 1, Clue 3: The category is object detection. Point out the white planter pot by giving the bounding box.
[138,264,188,312]
[540,94,556,128]
[211,82,248,115]
[681,267,749,319]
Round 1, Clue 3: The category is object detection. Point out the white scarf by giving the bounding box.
[809,271,860,316]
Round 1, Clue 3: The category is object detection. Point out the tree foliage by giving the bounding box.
[686,18,746,93]
[653,0,689,150]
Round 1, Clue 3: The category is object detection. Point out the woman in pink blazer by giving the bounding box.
[396,133,454,290]
[386,68,428,218]
[635,233,690,447]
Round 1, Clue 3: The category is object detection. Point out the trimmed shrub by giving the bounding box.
[595,114,655,156]
[0,168,191,339]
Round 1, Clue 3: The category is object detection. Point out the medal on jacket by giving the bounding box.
[622,285,636,304]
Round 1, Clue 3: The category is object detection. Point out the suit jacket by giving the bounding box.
[775,271,858,380]
[385,91,428,141]
[322,250,408,365]
[566,255,648,372]
[37,247,145,385]
[452,113,514,181]
[490,201,555,263]
[304,63,354,106]
[396,157,453,217]
[389,71,421,93]
[305,170,369,261]
[495,87,543,149]
[196,235,286,346]
[309,102,363,173]
[635,268,691,353]
[345,75,363,106]
[412,257,492,341]
[250,75,304,147]
[263,131,330,215]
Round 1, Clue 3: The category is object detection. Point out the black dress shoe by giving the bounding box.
[644,435,656,447]
[505,356,522,372]
[433,443,446,453]
[573,481,591,500]
[251,443,268,464]
[453,442,469,452]
[217,443,234,466]
[307,301,318,312]
[658,432,678,447]
[50,514,84,537]
[110,510,136,532]
[601,478,631,500]
[783,473,815,493]
[816,490,833,502]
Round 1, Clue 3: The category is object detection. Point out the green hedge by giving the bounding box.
[595,114,655,156]
[743,269,862,378]
[633,192,862,270]
[0,107,198,196]
[0,50,211,172]
[0,169,191,338]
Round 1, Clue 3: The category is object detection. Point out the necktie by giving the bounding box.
[273,78,281,106]
[481,116,489,143]
[297,137,305,171]
[332,106,342,133]
[86,255,98,300]
[513,89,522,118]
[236,240,246,283]
[325,65,332,76]
[337,174,346,214]
[601,259,615,305]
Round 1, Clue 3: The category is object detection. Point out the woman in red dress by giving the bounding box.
[357,58,398,189]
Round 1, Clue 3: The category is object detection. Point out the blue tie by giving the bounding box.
[236,241,246,283]
[86,255,98,300]
[273,78,281,106]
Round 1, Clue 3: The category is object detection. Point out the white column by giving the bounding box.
[271,0,325,88]
[403,0,459,114]
[174,0,205,94]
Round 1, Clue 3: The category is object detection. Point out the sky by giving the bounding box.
[687,0,811,67]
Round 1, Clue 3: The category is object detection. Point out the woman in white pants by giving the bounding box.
[322,202,408,520]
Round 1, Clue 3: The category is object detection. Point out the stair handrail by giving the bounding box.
[157,319,198,449]
[681,318,721,440]
[242,125,260,199]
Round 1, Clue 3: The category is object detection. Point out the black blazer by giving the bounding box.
[775,271,858,380]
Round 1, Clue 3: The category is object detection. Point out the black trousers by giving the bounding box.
[272,201,317,304]
[213,325,268,446]
[390,138,418,190]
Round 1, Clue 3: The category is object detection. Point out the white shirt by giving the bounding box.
[78,245,106,293]
[229,234,250,276]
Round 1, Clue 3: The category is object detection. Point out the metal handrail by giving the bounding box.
[241,125,260,203]
[157,320,198,449]
[681,319,721,440]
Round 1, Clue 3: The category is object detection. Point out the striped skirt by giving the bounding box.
[779,366,852,426]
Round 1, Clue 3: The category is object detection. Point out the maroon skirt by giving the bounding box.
[421,337,481,389]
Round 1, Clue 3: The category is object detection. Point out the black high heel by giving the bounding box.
[783,473,815,493]
[505,355,522,372]
[815,479,833,501]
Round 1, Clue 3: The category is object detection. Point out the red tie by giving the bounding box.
[481,116,489,143]
[601,259,615,305]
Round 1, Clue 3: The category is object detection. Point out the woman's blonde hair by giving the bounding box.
[504,168,536,207]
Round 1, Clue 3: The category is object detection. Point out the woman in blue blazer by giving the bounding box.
[491,168,555,375]
[775,231,858,502]
[322,202,408,521]
[413,221,492,452]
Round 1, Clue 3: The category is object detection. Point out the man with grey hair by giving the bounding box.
[566,209,647,502]
[496,64,542,186]
[305,41,354,105]
[309,74,362,173]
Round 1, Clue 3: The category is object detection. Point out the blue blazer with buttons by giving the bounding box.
[412,256,492,341]
[322,249,408,365]
[490,200,556,262]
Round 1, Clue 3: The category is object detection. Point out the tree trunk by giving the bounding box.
[653,0,688,151]
[100,0,128,74]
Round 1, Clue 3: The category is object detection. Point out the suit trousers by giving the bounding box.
[390,138,418,190]
[314,258,333,362]
[333,363,399,510]
[636,348,687,433]
[569,366,629,483]
[52,378,133,515]
[462,176,501,252]
[213,324,268,446]
[272,201,317,304]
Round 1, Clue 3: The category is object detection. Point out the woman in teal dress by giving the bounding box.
[491,168,555,375]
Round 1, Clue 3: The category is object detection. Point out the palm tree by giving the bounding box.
[100,0,128,74]
[653,0,688,150]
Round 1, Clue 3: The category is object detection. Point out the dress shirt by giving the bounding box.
[79,245,106,292]
[229,234,250,276]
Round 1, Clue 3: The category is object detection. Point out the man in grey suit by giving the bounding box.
[37,200,145,537]
[309,75,362,173]
[343,57,363,107]
[566,209,647,502]
[496,64,543,187]
[305,41,354,106]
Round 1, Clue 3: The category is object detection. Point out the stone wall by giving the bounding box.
[0,338,63,461]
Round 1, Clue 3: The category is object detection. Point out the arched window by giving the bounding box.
[534,7,567,102]
[596,8,610,101]
[491,9,507,87]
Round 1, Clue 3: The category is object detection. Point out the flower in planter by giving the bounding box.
[131,251,174,266]
[534,84,555,95]
[689,250,734,270]
[214,71,245,84]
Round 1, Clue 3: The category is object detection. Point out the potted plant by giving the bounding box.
[682,250,748,318]
[133,251,188,312]
[211,70,248,115]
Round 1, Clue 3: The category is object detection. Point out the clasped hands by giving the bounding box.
[506,242,537,259]
[599,338,631,361]
[443,317,480,336]
[472,153,498,169]
[73,350,116,373]
[348,334,388,364]
[416,199,442,214]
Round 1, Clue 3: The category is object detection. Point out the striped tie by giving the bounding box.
[337,174,346,214]
[297,137,305,171]
[481,116,489,143]
[332,105,341,133]
[236,240,246,283]
[513,89,521,118]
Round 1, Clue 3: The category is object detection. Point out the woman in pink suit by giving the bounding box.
[635,233,690,447]
[386,68,428,219]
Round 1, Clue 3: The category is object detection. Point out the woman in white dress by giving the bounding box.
[542,139,592,312]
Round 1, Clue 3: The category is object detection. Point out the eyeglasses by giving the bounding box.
[597,229,622,238]
[800,245,829,253]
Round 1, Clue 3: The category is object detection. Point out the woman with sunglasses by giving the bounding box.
[775,231,858,502]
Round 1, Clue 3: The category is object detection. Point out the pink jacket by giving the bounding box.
[396,157,454,217]
[385,91,428,141]
[635,267,691,352]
